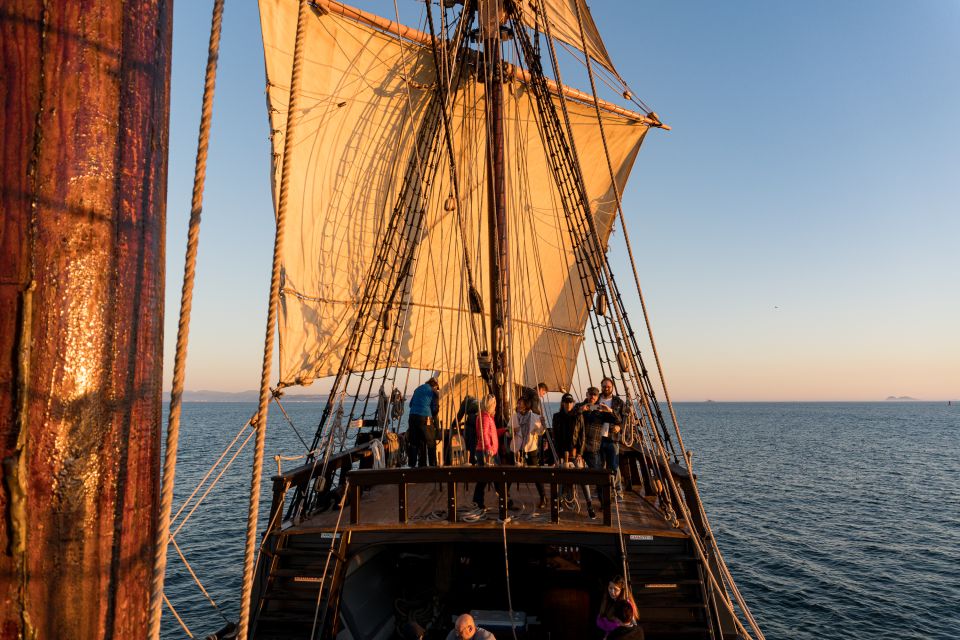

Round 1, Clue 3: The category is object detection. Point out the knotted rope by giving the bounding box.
[237,1,312,638]
[148,1,225,637]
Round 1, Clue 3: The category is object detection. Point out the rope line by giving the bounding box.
[148,1,225,637]
[170,537,230,623]
[172,425,257,539]
[171,418,252,525]
[163,592,194,639]
[310,480,351,639]
[570,4,764,638]
[501,518,519,640]
[237,1,312,638]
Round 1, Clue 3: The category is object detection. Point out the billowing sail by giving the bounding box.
[515,0,618,75]
[259,0,647,391]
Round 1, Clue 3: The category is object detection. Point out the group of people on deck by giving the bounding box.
[402,376,628,519]
[399,378,642,640]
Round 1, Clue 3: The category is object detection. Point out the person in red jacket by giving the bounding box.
[471,395,500,511]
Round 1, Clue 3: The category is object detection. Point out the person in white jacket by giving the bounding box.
[510,396,547,508]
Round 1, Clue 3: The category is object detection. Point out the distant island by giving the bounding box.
[172,390,329,402]
[885,396,918,401]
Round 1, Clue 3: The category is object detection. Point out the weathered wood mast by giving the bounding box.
[1,1,172,637]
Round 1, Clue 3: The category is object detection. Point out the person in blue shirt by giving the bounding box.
[407,378,440,467]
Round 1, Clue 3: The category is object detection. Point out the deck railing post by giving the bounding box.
[350,483,361,524]
[398,480,408,523]
[602,482,612,526]
[447,478,457,522]
[550,479,560,523]
[498,477,508,521]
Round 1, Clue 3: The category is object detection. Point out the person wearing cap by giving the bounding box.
[553,393,595,518]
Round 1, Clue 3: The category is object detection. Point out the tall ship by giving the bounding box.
[176,1,769,639]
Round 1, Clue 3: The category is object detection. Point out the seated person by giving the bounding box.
[446,613,496,640]
[605,599,644,639]
[597,576,636,635]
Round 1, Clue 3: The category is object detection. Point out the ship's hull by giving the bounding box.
[249,465,742,640]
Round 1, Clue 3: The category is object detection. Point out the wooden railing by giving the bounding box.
[346,466,615,526]
[267,445,370,534]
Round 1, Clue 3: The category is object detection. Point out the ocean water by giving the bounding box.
[161,401,960,639]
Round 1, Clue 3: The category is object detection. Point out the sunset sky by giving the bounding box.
[163,1,959,401]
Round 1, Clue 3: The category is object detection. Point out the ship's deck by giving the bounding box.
[290,480,686,539]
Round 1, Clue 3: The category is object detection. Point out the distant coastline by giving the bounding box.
[173,390,328,402]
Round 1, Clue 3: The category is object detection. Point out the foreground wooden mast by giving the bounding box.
[0,2,172,637]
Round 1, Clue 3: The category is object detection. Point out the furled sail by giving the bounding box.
[515,0,618,75]
[259,0,647,391]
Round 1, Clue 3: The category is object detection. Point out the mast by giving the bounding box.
[481,0,511,425]
[0,1,171,636]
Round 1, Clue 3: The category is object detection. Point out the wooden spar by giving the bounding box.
[481,0,512,425]
[0,1,171,637]
[312,0,669,129]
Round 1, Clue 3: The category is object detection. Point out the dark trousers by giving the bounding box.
[521,450,546,498]
[600,438,621,491]
[408,415,436,467]
[583,449,605,506]
[558,450,592,504]
[472,452,501,508]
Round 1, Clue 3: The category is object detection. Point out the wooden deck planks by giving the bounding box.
[295,481,685,538]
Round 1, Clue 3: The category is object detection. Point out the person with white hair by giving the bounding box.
[446,613,496,640]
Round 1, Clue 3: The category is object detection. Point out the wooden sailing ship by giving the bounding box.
[231,1,767,639]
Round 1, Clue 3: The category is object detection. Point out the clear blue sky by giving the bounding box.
[164,1,959,401]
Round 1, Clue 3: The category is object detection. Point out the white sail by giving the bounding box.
[259,0,647,391]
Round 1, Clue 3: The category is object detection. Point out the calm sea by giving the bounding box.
[161,401,960,639]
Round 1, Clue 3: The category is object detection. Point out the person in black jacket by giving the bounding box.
[553,393,595,519]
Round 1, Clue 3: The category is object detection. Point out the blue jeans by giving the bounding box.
[600,438,621,492]
[583,450,603,505]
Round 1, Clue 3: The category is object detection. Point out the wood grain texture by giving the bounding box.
[0,2,171,637]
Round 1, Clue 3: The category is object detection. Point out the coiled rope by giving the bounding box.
[148,1,225,637]
[237,1,312,638]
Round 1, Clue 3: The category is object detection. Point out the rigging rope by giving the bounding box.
[310,480,352,640]
[237,1,312,638]
[272,390,312,452]
[170,537,231,623]
[171,418,252,526]
[163,592,194,639]
[148,1,225,637]
[569,5,764,638]
[501,518,520,640]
